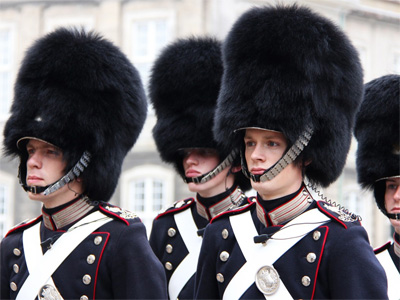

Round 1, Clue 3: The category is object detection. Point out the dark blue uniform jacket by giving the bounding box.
[0,202,167,299]
[195,198,388,299]
[150,186,249,299]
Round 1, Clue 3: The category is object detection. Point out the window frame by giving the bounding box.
[0,170,15,238]
[0,23,15,121]
[120,165,175,233]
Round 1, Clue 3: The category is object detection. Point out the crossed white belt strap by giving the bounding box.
[376,248,400,300]
[17,210,113,300]
[169,208,203,300]
[22,222,63,299]
[224,208,330,300]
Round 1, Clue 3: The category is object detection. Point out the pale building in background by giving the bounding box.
[0,0,399,247]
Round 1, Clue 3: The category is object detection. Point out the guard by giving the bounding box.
[354,74,400,299]
[194,4,388,299]
[148,37,251,299]
[0,28,167,299]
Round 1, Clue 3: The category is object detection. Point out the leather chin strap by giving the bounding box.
[241,124,314,183]
[379,204,400,221]
[20,151,91,196]
[386,212,400,220]
[184,149,238,184]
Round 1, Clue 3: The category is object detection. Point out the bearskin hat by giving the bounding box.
[213,4,363,187]
[150,36,251,191]
[3,28,147,201]
[354,74,400,212]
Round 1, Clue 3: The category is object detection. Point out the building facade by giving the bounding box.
[0,0,399,246]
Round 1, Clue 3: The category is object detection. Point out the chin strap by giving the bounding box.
[242,124,314,183]
[20,151,91,196]
[381,207,400,221]
[184,149,238,184]
[387,213,400,220]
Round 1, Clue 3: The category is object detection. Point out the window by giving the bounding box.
[0,25,14,120]
[392,51,400,74]
[128,178,166,214]
[121,165,174,234]
[124,10,175,93]
[0,171,15,238]
[342,185,373,237]
[123,10,175,150]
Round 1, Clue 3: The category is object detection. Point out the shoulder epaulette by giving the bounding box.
[100,202,140,226]
[210,201,255,224]
[317,200,360,228]
[5,215,42,237]
[374,241,391,255]
[155,198,194,220]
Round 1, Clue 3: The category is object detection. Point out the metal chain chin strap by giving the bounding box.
[184,149,239,184]
[42,151,91,195]
[246,124,314,183]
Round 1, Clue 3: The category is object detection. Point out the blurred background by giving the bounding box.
[0,0,399,247]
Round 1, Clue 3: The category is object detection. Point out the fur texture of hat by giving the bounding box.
[214,4,363,187]
[150,36,251,190]
[3,28,147,201]
[355,74,400,189]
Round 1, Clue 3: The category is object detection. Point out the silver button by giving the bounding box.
[80,296,89,300]
[302,276,311,286]
[219,251,230,262]
[13,248,21,256]
[168,228,176,237]
[166,244,173,254]
[87,254,96,264]
[82,274,91,285]
[165,262,173,271]
[94,236,103,245]
[313,231,321,241]
[306,253,316,263]
[10,282,17,291]
[13,264,19,273]
[221,229,229,239]
[216,273,224,283]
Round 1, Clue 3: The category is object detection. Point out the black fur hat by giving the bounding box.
[3,28,147,201]
[213,4,363,187]
[150,36,251,191]
[354,74,400,214]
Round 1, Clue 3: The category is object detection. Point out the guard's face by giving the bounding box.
[26,139,66,189]
[183,148,234,197]
[244,128,303,200]
[385,177,400,233]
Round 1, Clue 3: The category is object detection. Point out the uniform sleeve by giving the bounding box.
[110,220,168,299]
[326,224,388,299]
[0,237,11,299]
[194,223,221,299]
